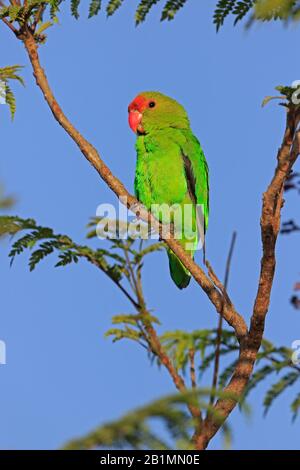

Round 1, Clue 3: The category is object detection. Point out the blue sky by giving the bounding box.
[0,0,300,450]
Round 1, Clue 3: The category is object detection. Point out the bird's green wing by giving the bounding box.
[181,131,209,232]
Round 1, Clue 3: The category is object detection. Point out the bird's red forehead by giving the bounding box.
[128,95,148,113]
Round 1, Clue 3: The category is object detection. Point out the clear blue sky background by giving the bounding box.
[0,0,300,450]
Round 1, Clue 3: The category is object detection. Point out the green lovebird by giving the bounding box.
[128,91,209,289]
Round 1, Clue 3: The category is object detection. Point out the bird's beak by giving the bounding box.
[128,110,144,134]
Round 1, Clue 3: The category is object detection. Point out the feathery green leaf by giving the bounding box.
[106,0,125,16]
[89,0,101,17]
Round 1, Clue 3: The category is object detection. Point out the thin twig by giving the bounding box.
[19,31,248,343]
[189,349,197,389]
[141,309,203,425]
[32,3,46,30]
[124,246,203,426]
[83,253,140,310]
[123,243,139,298]
[209,231,237,406]
[206,260,232,305]
[1,18,18,34]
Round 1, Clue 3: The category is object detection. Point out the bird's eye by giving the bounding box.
[149,101,156,108]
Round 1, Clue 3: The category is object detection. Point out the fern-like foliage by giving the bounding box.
[0,1,61,42]
[52,0,190,23]
[0,65,24,120]
[233,0,255,24]
[106,0,125,16]
[221,339,300,419]
[0,186,15,211]
[70,0,80,18]
[263,371,299,415]
[0,0,50,25]
[159,329,238,374]
[1,0,299,33]
[109,0,300,26]
[63,388,236,450]
[64,391,192,450]
[0,215,165,296]
[89,0,102,18]
[213,0,237,30]
[134,0,160,24]
[160,0,188,21]
[255,0,295,20]
[213,0,255,29]
[214,0,300,28]
[2,214,300,424]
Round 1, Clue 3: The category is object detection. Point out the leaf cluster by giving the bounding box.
[0,65,24,120]
[64,388,237,450]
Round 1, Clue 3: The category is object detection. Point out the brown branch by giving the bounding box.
[1,17,18,34]
[0,0,20,34]
[123,246,138,296]
[11,27,299,449]
[126,258,203,427]
[32,3,46,31]
[206,260,233,306]
[70,249,141,310]
[194,106,300,450]
[85,235,203,423]
[209,231,237,406]
[250,115,299,340]
[20,31,248,344]
[140,311,203,427]
[87,234,204,425]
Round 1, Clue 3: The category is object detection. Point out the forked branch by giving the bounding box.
[194,106,300,449]
[20,30,247,343]
[2,19,299,449]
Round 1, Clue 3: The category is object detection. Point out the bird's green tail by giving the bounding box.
[168,250,191,289]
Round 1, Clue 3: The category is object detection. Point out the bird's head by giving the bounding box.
[128,91,190,135]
